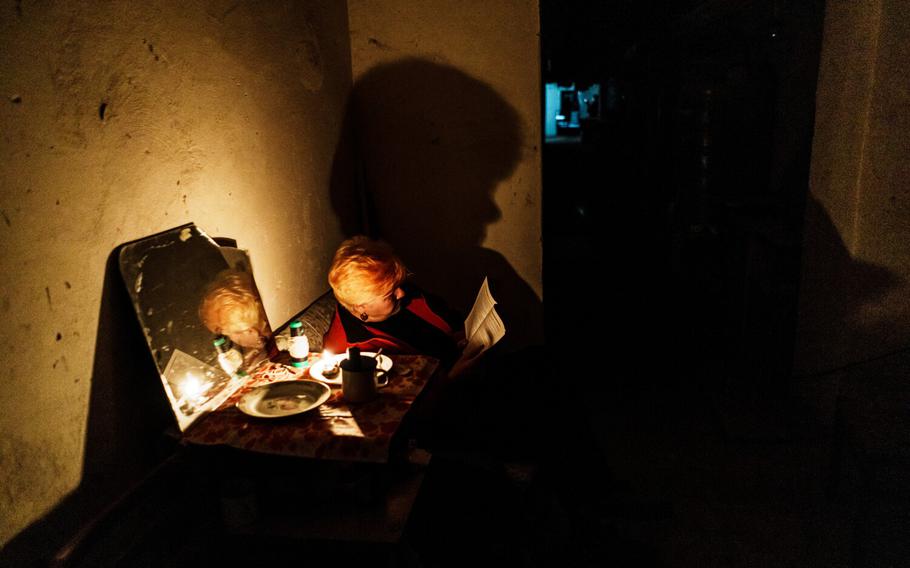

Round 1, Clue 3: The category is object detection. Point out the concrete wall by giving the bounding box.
[796,0,910,373]
[346,0,543,347]
[0,0,351,547]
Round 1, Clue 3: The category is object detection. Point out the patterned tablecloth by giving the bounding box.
[183,354,439,463]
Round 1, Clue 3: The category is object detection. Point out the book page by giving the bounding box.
[464,277,506,356]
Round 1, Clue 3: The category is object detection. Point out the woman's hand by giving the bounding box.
[448,342,483,379]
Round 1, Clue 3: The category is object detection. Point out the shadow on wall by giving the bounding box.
[0,251,173,565]
[83,249,175,482]
[797,194,903,375]
[330,58,543,349]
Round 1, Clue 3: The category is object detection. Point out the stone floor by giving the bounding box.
[400,363,857,568]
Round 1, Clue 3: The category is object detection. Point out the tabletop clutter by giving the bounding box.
[182,348,439,463]
[182,275,507,463]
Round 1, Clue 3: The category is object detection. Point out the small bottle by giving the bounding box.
[214,335,243,376]
[288,320,310,368]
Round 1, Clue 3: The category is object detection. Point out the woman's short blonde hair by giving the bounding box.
[199,270,268,335]
[328,236,407,311]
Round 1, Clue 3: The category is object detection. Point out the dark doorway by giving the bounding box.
[542,0,825,399]
[541,1,834,565]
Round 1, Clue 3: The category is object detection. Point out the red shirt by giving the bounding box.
[323,286,461,365]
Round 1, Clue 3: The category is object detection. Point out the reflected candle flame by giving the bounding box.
[181,372,210,403]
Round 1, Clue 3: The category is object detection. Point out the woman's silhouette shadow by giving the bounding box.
[797,194,903,374]
[330,58,543,349]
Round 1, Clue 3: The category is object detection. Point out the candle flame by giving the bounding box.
[181,372,210,402]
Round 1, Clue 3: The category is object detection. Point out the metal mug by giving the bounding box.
[340,355,389,403]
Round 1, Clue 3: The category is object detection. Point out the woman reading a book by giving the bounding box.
[324,236,554,462]
[324,235,482,378]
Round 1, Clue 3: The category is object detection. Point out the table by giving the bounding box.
[183,353,440,463]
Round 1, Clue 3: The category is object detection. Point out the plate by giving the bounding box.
[309,352,393,385]
[236,380,332,418]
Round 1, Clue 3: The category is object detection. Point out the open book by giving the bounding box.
[463,277,506,357]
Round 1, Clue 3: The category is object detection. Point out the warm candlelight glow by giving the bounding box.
[321,349,340,377]
[181,372,210,403]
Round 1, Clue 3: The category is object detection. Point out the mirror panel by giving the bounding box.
[119,223,275,430]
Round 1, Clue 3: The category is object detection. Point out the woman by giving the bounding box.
[324,236,481,376]
[325,236,553,464]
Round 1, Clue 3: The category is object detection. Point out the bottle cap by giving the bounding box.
[213,336,227,347]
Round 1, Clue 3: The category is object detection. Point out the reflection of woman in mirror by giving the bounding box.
[199,270,277,371]
[324,236,482,378]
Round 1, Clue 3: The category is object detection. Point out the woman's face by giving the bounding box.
[219,312,265,348]
[354,287,406,322]
[222,324,264,348]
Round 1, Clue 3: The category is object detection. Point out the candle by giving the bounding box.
[321,349,339,377]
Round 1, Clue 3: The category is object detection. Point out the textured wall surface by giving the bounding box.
[797,0,910,373]
[346,0,543,346]
[0,0,351,546]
